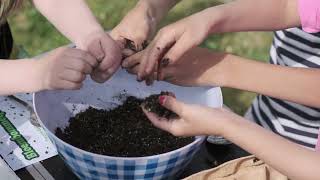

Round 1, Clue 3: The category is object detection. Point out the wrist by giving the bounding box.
[203,52,233,87]
[221,108,244,138]
[218,53,234,88]
[221,110,253,143]
[137,0,173,23]
[206,108,239,137]
[204,5,230,34]
[74,28,105,50]
[30,58,47,92]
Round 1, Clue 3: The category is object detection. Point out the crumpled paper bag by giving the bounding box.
[184,155,288,180]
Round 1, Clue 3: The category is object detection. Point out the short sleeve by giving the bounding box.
[299,0,320,33]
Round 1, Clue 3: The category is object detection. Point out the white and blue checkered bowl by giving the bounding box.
[33,69,223,179]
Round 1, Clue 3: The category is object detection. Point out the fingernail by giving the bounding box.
[137,73,144,81]
[159,96,166,105]
[136,77,143,82]
[161,58,170,68]
[142,40,149,49]
[124,38,137,52]
[122,62,127,68]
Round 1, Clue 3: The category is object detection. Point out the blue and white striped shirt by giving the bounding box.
[246,28,320,149]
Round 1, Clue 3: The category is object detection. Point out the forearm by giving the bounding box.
[138,0,180,23]
[221,114,320,180]
[32,0,103,49]
[204,0,300,33]
[0,59,43,95]
[212,54,320,108]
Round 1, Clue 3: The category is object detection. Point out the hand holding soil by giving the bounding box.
[143,91,178,119]
[143,95,231,137]
[39,47,98,90]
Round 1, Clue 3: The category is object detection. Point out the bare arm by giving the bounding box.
[134,0,299,35]
[0,47,98,95]
[218,54,320,108]
[0,59,43,95]
[210,0,300,33]
[224,112,320,180]
[32,0,103,49]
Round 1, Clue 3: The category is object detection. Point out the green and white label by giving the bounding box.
[0,111,39,160]
[0,94,57,171]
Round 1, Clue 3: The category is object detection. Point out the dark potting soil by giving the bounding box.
[143,91,178,119]
[55,93,194,157]
[124,38,148,53]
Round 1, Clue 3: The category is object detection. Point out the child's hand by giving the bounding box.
[142,95,234,137]
[135,8,220,81]
[110,3,157,51]
[39,47,98,90]
[82,31,122,83]
[122,47,229,87]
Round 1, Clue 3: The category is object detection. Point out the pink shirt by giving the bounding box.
[299,0,320,33]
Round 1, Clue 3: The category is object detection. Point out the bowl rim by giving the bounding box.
[33,87,222,160]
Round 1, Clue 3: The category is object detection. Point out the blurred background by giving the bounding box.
[8,0,273,115]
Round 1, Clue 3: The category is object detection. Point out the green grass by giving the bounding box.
[8,0,273,115]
